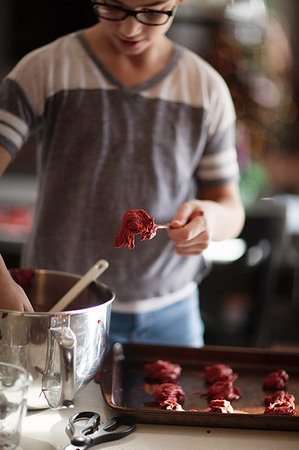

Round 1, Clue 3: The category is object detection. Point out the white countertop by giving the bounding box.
[19,380,299,450]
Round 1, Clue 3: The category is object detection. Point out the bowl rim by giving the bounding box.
[3,268,115,316]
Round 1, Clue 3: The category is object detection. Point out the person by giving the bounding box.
[0,0,245,347]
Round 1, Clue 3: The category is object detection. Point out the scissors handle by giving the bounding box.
[95,416,136,444]
[68,411,136,449]
[68,411,101,447]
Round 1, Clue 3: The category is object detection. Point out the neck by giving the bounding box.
[83,25,174,87]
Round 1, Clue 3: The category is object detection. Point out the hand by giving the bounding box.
[1,279,34,312]
[167,182,245,255]
[167,200,209,256]
[0,255,34,312]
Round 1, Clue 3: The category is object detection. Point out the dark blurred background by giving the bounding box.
[1,0,299,350]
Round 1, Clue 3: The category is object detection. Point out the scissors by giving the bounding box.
[64,411,136,449]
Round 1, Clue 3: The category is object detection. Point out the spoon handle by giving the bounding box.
[157,224,169,229]
[49,259,109,312]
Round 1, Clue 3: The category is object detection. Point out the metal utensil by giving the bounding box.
[64,411,136,449]
[49,259,109,312]
[156,224,169,229]
[156,211,204,230]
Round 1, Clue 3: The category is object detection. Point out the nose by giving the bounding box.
[119,16,143,36]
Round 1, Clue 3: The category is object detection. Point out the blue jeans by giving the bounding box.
[108,288,205,349]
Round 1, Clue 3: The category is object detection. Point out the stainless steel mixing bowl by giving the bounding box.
[0,269,115,409]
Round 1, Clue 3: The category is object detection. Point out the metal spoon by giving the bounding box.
[157,211,204,230]
[157,224,170,229]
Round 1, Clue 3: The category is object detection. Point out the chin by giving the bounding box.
[116,38,149,54]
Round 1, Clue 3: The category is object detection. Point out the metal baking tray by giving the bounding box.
[100,342,299,431]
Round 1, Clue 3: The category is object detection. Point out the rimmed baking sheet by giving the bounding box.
[100,343,299,431]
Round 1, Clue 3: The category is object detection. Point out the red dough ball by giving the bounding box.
[144,360,181,383]
[208,380,242,401]
[207,399,234,413]
[153,383,185,405]
[264,400,296,416]
[159,400,184,411]
[205,364,238,384]
[263,369,289,390]
[264,390,295,407]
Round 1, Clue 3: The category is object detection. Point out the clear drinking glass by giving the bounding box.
[0,362,32,450]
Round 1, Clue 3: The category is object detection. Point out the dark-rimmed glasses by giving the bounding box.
[91,1,178,26]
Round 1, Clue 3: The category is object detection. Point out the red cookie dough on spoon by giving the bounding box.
[114,209,159,250]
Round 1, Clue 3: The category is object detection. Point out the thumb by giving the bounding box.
[170,203,194,229]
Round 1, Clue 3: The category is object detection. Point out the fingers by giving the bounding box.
[174,230,210,256]
[169,209,206,241]
[12,284,35,312]
[169,203,203,229]
[168,205,209,256]
[23,300,35,313]
[19,286,34,312]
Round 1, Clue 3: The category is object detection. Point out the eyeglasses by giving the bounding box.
[91,2,178,26]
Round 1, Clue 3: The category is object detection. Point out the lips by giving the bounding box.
[118,37,142,48]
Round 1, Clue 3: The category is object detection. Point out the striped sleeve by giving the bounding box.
[0,79,35,159]
[197,145,239,184]
[197,65,239,186]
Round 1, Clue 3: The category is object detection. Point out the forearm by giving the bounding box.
[200,197,245,242]
[198,181,245,241]
[0,145,12,176]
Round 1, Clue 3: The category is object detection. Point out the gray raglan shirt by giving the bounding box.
[0,31,239,308]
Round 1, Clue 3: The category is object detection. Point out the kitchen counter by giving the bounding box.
[19,380,299,450]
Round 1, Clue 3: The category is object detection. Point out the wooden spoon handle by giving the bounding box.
[49,259,109,312]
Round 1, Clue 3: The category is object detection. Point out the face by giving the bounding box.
[95,0,185,56]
